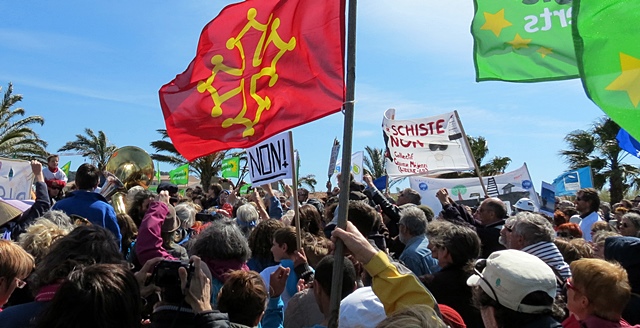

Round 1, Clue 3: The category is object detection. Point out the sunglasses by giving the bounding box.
[428,144,448,151]
[473,259,501,306]
[15,277,27,289]
[565,277,579,292]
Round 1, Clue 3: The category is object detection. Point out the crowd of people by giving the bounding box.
[0,157,639,328]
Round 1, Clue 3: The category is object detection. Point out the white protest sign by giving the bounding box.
[383,108,475,177]
[332,151,364,183]
[409,163,540,215]
[246,131,293,186]
[0,158,33,200]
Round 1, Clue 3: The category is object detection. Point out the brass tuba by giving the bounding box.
[101,146,154,214]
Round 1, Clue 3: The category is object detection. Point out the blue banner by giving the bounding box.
[552,166,593,196]
[617,128,640,159]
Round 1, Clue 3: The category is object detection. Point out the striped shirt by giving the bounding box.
[521,241,571,293]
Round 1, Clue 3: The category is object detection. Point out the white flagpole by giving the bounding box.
[454,110,489,198]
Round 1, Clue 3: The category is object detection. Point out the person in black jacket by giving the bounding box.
[2,161,52,241]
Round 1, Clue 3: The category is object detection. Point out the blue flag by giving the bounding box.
[616,128,640,159]
[552,166,593,196]
[373,176,388,190]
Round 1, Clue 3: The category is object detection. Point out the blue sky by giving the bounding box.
[1,0,636,191]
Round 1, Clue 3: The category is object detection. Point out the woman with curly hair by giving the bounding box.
[247,219,284,272]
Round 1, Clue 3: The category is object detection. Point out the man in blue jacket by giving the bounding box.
[52,163,121,247]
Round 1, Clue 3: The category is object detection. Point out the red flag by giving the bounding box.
[159,0,346,161]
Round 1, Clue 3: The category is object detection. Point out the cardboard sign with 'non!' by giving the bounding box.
[246,131,293,186]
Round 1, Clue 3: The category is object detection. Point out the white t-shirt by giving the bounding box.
[579,211,602,242]
[43,167,68,182]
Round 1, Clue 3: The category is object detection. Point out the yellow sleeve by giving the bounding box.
[364,251,436,315]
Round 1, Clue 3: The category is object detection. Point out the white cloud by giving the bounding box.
[1,75,155,109]
[0,28,111,54]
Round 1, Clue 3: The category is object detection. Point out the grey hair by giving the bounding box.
[511,212,555,246]
[192,219,251,262]
[236,204,259,223]
[40,210,73,228]
[175,203,197,229]
[427,220,481,266]
[622,212,640,232]
[399,206,428,236]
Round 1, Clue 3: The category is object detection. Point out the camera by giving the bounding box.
[151,260,194,288]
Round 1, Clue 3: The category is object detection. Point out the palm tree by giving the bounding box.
[298,173,317,192]
[150,129,227,192]
[559,117,640,204]
[467,136,512,176]
[0,83,48,160]
[363,145,405,188]
[435,136,511,179]
[58,128,116,172]
[363,146,385,179]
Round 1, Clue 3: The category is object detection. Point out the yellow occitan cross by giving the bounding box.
[481,9,512,37]
[606,52,640,107]
[197,8,297,137]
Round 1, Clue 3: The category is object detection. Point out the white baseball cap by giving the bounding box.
[467,250,556,313]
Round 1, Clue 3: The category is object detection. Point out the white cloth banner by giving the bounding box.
[246,131,294,186]
[383,108,475,177]
[0,158,33,200]
[409,163,540,215]
[332,151,364,183]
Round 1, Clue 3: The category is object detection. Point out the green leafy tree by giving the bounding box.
[298,173,317,192]
[467,136,512,176]
[363,146,386,179]
[559,117,640,204]
[0,83,48,160]
[363,145,404,188]
[58,128,116,172]
[150,129,226,192]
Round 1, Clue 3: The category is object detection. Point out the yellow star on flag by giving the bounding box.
[481,9,512,37]
[507,34,531,50]
[605,52,640,107]
[537,46,553,58]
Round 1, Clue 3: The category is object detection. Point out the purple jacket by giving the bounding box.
[136,201,176,266]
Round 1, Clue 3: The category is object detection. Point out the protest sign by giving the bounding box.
[0,158,33,200]
[540,181,555,216]
[383,109,475,177]
[409,163,539,215]
[246,131,293,186]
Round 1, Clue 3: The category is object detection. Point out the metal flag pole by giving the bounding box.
[328,0,357,325]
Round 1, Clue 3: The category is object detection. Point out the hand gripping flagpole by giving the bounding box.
[328,0,357,326]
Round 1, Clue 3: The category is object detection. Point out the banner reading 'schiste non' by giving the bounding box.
[383,109,475,177]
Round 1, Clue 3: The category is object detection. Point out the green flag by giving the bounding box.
[60,161,71,176]
[221,157,240,178]
[239,184,251,194]
[169,164,189,185]
[471,0,579,82]
[573,0,640,140]
[155,161,161,183]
